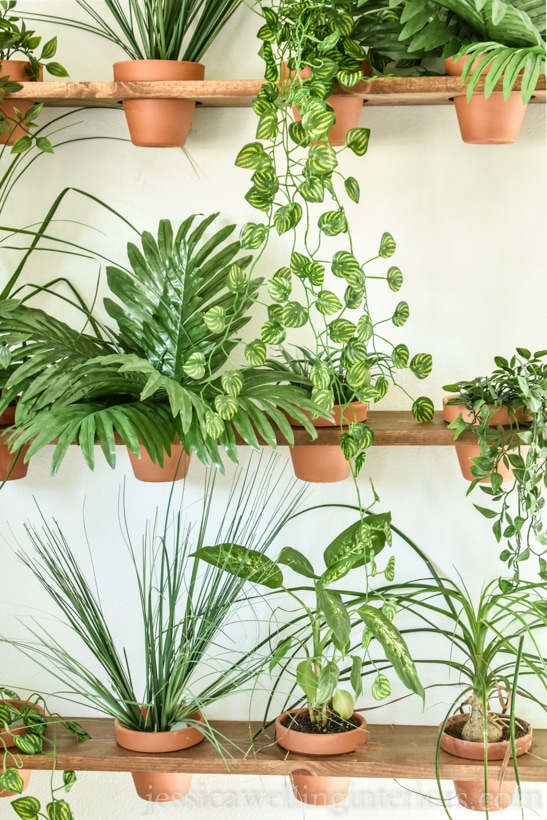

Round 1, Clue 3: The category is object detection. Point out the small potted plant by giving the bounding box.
[385,0,546,143]
[195,506,425,805]
[443,347,547,583]
[388,552,547,816]
[5,460,307,802]
[0,686,89,815]
[23,0,245,146]
[0,0,68,150]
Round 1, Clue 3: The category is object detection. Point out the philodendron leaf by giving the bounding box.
[323,512,391,572]
[345,127,370,156]
[10,796,41,820]
[0,768,24,794]
[46,800,73,820]
[214,394,239,420]
[316,584,351,651]
[193,544,284,588]
[315,289,343,315]
[13,733,43,754]
[277,547,316,579]
[358,605,425,701]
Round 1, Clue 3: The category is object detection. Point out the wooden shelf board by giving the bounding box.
[6,76,545,109]
[17,719,547,781]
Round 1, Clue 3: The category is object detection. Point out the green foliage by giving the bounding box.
[195,508,424,728]
[8,460,307,752]
[236,0,434,477]
[0,212,324,474]
[444,348,547,583]
[0,687,87,820]
[22,0,245,62]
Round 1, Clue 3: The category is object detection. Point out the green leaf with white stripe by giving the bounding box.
[332,250,361,279]
[235,142,268,169]
[240,222,267,249]
[298,176,325,203]
[256,109,278,140]
[311,387,334,412]
[194,544,283,588]
[316,660,340,702]
[282,301,308,328]
[344,175,360,203]
[183,352,206,379]
[345,286,363,309]
[214,394,239,420]
[245,186,272,212]
[329,318,356,343]
[412,396,434,422]
[0,769,24,794]
[372,673,391,700]
[318,209,347,236]
[392,301,409,327]
[357,315,373,341]
[261,320,286,345]
[317,585,351,651]
[302,99,336,140]
[46,800,72,820]
[315,290,343,316]
[227,264,249,292]
[244,340,266,366]
[267,274,292,302]
[410,353,433,380]
[10,797,41,820]
[379,232,396,258]
[306,144,338,174]
[221,369,243,397]
[359,605,424,700]
[274,203,302,235]
[205,410,225,438]
[387,266,403,291]
[384,555,396,582]
[203,305,226,333]
[392,344,409,369]
[310,362,331,390]
[346,127,370,156]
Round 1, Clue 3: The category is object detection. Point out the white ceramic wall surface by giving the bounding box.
[0,2,545,817]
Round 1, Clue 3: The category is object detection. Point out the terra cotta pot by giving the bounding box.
[0,61,43,145]
[0,404,29,481]
[275,708,367,805]
[127,445,191,483]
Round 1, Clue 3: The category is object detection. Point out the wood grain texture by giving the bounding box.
[5,76,545,108]
[16,719,547,781]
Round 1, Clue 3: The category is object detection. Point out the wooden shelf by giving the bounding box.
[17,719,547,782]
[5,75,546,109]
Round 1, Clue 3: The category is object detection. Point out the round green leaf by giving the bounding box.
[227,264,249,292]
[315,290,343,316]
[306,143,338,174]
[331,250,361,279]
[310,362,331,390]
[205,410,225,438]
[245,186,272,212]
[240,222,267,249]
[392,344,409,369]
[0,768,24,794]
[288,119,308,147]
[329,318,356,343]
[372,672,392,701]
[412,396,435,422]
[344,286,364,309]
[357,315,373,341]
[342,341,368,365]
[203,305,226,333]
[298,176,325,203]
[410,352,433,380]
[221,369,244,397]
[311,387,335,413]
[256,108,278,140]
[282,301,309,328]
[274,202,302,235]
[252,166,278,195]
[347,361,370,389]
[245,339,267,366]
[10,795,41,820]
[379,232,396,258]
[392,301,409,327]
[261,320,286,345]
[387,265,403,292]
[183,351,206,379]
[345,127,370,156]
[375,376,389,399]
[235,142,268,169]
[215,394,239,420]
[267,304,283,323]
[318,208,347,236]
[267,274,292,302]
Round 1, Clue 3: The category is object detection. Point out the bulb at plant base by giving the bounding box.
[332,688,354,720]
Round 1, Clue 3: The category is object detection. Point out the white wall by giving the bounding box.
[0,2,546,817]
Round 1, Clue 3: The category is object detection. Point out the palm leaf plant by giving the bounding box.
[3,457,307,749]
[387,0,546,103]
[21,0,245,63]
[0,210,322,475]
[236,0,434,477]
[0,685,89,819]
[194,507,425,731]
[443,348,547,585]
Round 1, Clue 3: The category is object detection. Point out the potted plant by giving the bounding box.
[0,0,68,150]
[443,347,547,584]
[386,0,546,143]
[23,0,245,146]
[4,458,307,802]
[194,506,425,805]
[235,0,434,483]
[0,686,89,816]
[0,210,324,480]
[385,546,547,816]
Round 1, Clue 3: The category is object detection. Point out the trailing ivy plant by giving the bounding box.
[444,348,547,586]
[236,0,434,476]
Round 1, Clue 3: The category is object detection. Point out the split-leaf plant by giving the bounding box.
[236,0,434,477]
[444,348,547,586]
[0,686,89,819]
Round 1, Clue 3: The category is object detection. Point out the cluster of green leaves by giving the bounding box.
[389,0,546,102]
[21,0,244,63]
[0,0,68,153]
[235,0,434,474]
[0,211,324,475]
[195,508,424,728]
[444,348,547,585]
[7,460,307,752]
[0,687,88,820]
